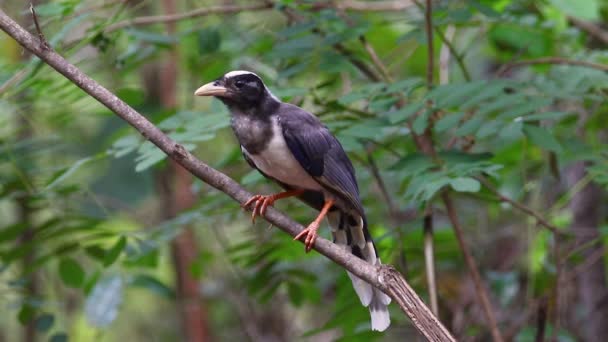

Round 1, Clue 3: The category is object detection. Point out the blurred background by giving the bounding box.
[1,0,607,341]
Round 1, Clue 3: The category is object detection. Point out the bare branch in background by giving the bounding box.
[104,3,273,33]
[439,25,455,85]
[567,15,608,45]
[0,8,455,342]
[501,57,608,74]
[442,193,504,342]
[476,176,567,236]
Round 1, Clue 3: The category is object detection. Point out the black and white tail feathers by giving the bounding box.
[327,210,391,331]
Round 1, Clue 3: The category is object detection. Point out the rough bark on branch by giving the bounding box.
[0,9,455,342]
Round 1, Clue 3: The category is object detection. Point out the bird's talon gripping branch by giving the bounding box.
[293,222,320,252]
[293,199,334,253]
[243,190,305,223]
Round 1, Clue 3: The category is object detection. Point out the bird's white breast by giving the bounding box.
[243,117,322,191]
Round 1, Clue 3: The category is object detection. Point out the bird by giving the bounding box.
[195,70,391,331]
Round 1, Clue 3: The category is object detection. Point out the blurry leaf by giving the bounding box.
[499,121,523,141]
[387,102,423,124]
[109,135,139,158]
[35,313,54,332]
[135,142,167,172]
[449,177,481,192]
[523,124,563,152]
[455,116,483,136]
[49,332,68,342]
[548,0,599,20]
[58,258,85,288]
[116,88,145,106]
[85,245,106,263]
[524,111,573,122]
[130,274,175,299]
[435,81,488,108]
[126,29,176,46]
[104,236,126,267]
[18,304,35,325]
[45,154,105,190]
[435,112,464,132]
[85,275,123,328]
[412,109,430,134]
[341,120,384,139]
[197,28,221,54]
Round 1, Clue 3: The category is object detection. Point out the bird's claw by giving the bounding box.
[293,222,320,253]
[243,194,276,223]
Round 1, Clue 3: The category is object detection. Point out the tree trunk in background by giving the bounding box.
[566,161,608,342]
[158,0,210,341]
[16,2,41,341]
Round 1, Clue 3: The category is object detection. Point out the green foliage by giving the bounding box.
[1,0,607,341]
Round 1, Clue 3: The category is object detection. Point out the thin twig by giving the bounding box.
[535,297,548,342]
[422,0,439,321]
[0,68,28,96]
[423,209,438,315]
[367,152,397,215]
[567,15,608,45]
[104,3,273,33]
[331,0,415,12]
[0,9,455,341]
[439,25,455,85]
[360,36,393,82]
[442,192,504,342]
[552,237,562,342]
[476,176,567,236]
[29,2,49,50]
[424,0,434,88]
[501,57,608,75]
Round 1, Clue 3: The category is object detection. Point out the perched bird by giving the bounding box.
[195,70,391,331]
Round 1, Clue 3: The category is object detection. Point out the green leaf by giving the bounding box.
[523,111,573,121]
[104,237,127,267]
[45,155,103,191]
[18,305,35,325]
[455,116,483,136]
[387,102,423,124]
[523,124,563,152]
[126,29,176,46]
[412,109,430,134]
[116,88,145,106]
[449,177,481,192]
[131,275,175,299]
[435,112,464,132]
[49,332,68,342]
[58,258,85,288]
[85,275,123,328]
[548,0,599,20]
[436,81,488,108]
[35,313,54,332]
[197,28,221,54]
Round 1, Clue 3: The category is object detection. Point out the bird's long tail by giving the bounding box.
[327,210,391,331]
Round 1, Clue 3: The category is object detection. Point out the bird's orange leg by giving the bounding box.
[293,199,335,253]
[243,189,305,223]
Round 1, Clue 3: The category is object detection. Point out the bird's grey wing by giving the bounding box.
[279,104,364,215]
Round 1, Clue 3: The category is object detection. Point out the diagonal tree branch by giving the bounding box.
[104,3,273,33]
[0,8,455,342]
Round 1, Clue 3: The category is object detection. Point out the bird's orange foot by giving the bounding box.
[293,222,320,253]
[243,194,277,223]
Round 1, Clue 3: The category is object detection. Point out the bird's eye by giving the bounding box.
[234,80,245,89]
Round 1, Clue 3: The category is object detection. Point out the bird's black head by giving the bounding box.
[195,71,278,114]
